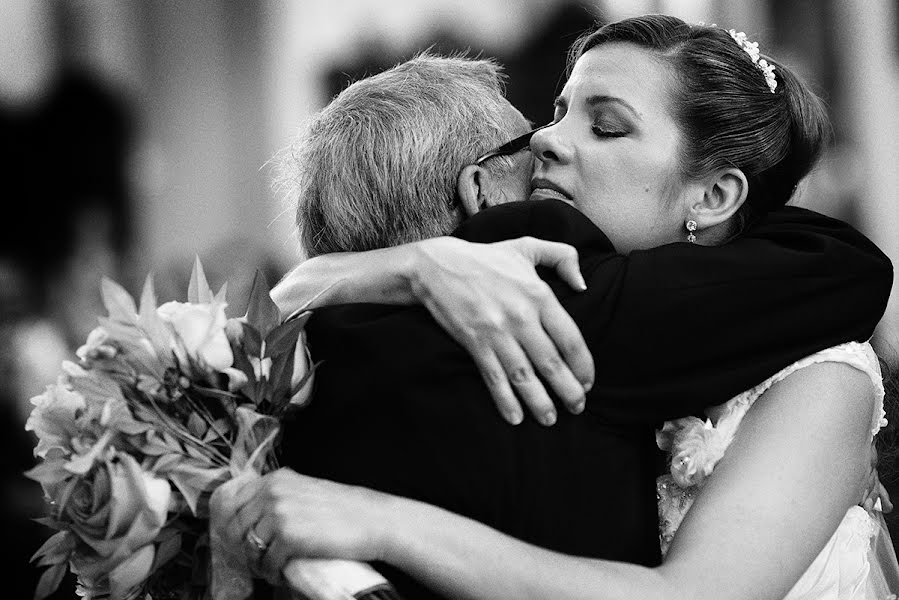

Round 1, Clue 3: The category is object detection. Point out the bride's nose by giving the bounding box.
[530,122,572,164]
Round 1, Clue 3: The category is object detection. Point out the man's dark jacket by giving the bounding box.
[281,200,892,598]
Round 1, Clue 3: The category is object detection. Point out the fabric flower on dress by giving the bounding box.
[657,416,730,488]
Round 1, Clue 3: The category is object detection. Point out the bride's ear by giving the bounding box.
[456,165,487,217]
[690,168,748,228]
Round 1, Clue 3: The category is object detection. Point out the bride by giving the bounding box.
[218,15,898,599]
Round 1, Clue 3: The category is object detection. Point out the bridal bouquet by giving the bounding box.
[26,260,315,600]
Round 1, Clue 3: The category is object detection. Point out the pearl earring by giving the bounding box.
[685,220,697,243]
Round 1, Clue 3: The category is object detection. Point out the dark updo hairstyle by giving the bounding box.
[569,14,831,229]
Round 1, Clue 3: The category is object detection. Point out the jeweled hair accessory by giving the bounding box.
[727,29,777,93]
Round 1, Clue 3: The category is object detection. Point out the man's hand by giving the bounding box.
[411,236,594,425]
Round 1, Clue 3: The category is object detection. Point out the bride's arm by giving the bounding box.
[221,362,874,600]
[271,236,595,425]
[271,237,585,311]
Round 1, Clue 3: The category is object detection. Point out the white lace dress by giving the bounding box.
[656,342,899,599]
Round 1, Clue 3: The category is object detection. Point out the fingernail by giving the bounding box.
[583,380,593,393]
[577,276,587,291]
[571,399,585,414]
[507,409,523,425]
[541,410,557,426]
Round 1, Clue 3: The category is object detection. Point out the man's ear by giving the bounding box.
[456,165,488,217]
[690,168,748,228]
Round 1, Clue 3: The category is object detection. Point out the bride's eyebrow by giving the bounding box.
[553,94,642,122]
[586,95,642,121]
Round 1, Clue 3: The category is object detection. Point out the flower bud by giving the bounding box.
[289,331,314,407]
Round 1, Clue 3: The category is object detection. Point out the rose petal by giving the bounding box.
[142,470,172,526]
[109,544,155,599]
[173,305,215,354]
[224,368,248,392]
[105,457,141,540]
[201,328,234,371]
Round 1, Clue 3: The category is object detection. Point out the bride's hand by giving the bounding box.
[271,236,594,426]
[411,236,593,426]
[216,469,391,585]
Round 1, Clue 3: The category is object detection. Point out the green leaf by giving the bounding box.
[101,277,138,323]
[152,532,182,571]
[156,525,181,542]
[33,561,67,600]
[188,256,215,304]
[186,412,207,439]
[231,346,259,404]
[185,442,210,461]
[25,460,70,485]
[264,314,309,357]
[162,430,184,453]
[32,517,64,530]
[245,270,280,339]
[240,322,263,358]
[267,347,295,404]
[138,273,157,317]
[202,418,232,443]
[30,530,75,564]
[54,477,80,515]
[102,397,152,436]
[152,453,183,474]
[140,432,172,456]
[191,384,241,406]
[215,282,228,304]
[137,274,173,355]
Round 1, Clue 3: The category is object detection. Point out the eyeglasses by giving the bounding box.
[474,124,550,166]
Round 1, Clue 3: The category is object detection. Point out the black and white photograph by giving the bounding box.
[2,0,898,598]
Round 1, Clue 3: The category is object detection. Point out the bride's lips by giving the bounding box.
[530,177,574,205]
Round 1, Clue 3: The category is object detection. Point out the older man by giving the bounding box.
[284,55,532,257]
[267,55,890,598]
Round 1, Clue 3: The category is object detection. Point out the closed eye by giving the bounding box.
[592,125,628,138]
[552,96,568,123]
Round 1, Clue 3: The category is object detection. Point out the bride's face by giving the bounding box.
[530,43,700,253]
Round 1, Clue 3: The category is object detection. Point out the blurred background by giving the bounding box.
[1,0,896,595]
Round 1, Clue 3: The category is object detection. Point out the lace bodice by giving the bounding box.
[656,342,894,599]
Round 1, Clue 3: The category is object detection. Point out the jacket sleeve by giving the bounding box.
[455,200,894,424]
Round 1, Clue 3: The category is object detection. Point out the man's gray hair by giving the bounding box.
[275,53,530,257]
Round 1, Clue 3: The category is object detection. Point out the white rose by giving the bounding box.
[64,454,172,598]
[157,301,233,372]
